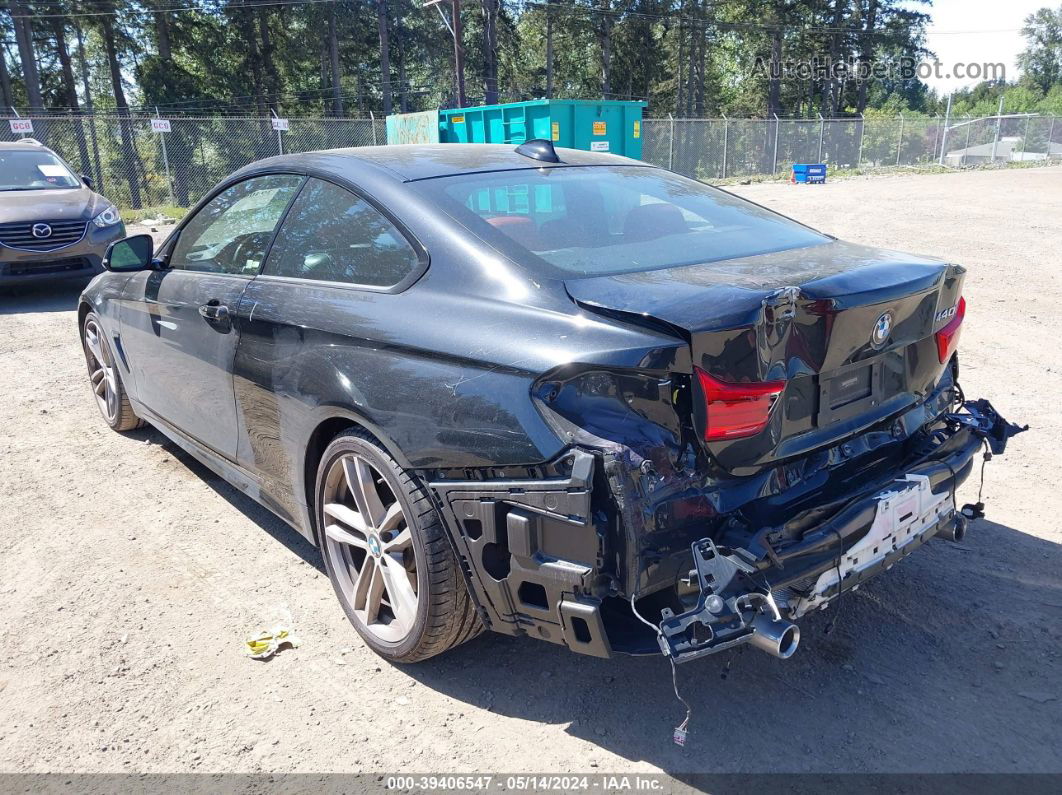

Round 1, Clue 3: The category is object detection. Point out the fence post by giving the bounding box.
[1049,115,1056,150]
[155,108,175,207]
[668,113,674,171]
[1021,114,1031,157]
[856,114,864,168]
[87,113,103,192]
[721,114,728,178]
[938,93,952,165]
[991,96,1004,162]
[817,113,824,163]
[896,113,904,165]
[370,110,378,146]
[271,108,284,155]
[772,114,779,175]
[11,107,28,139]
[962,115,972,167]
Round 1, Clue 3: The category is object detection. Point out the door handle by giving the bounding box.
[198,301,230,323]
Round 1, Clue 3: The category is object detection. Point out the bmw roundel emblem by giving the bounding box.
[872,312,893,346]
[31,223,53,239]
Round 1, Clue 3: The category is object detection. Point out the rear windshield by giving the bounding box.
[420,166,829,277]
[0,150,81,191]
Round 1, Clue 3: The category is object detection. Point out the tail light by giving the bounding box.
[935,296,966,363]
[695,367,786,441]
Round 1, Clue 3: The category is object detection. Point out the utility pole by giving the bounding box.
[452,0,466,107]
[426,0,465,108]
[545,0,554,99]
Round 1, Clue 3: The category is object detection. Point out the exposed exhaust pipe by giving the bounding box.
[747,614,801,659]
[936,514,968,543]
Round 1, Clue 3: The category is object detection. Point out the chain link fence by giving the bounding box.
[0,114,386,210]
[641,114,1062,179]
[3,112,1059,211]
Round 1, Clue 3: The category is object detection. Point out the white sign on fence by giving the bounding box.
[271,118,289,132]
[9,119,34,135]
[150,119,172,133]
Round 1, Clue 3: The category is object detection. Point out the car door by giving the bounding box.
[231,176,426,524]
[119,174,304,458]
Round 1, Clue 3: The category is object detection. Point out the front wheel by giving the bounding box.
[315,429,482,663]
[81,312,143,432]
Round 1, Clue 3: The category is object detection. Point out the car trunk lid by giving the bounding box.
[564,240,965,473]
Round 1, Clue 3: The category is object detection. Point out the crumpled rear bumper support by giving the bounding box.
[656,398,1025,663]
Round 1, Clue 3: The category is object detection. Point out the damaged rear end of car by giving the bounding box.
[428,238,1024,663]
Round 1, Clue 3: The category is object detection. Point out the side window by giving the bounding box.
[262,178,419,288]
[169,175,303,275]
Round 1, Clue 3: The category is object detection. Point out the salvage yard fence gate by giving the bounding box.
[3,112,1059,211]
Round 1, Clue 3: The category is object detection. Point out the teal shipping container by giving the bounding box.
[386,99,647,159]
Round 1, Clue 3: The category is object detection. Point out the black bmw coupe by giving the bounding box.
[79,141,1022,664]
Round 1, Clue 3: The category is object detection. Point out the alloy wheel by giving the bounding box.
[83,318,119,424]
[320,452,419,643]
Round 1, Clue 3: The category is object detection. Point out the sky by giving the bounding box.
[916,0,1048,93]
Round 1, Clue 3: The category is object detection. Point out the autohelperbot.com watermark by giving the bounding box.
[752,56,1006,83]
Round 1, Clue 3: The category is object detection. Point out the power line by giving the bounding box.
[5,0,1020,35]
[7,0,361,20]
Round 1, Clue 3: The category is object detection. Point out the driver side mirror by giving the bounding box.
[103,234,155,272]
[81,175,94,189]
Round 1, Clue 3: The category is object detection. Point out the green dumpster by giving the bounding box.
[386,99,647,159]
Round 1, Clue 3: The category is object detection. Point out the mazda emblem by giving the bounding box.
[31,223,53,239]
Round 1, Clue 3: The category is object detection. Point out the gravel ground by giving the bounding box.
[0,166,1059,777]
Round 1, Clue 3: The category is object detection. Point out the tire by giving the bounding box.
[81,311,144,432]
[315,429,482,663]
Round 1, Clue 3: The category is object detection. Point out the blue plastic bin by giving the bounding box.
[792,163,827,184]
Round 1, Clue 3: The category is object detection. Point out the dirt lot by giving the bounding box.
[1,167,1059,777]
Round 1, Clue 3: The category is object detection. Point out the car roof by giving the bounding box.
[0,139,53,152]
[240,143,653,183]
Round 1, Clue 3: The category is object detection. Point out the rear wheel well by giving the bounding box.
[304,417,367,539]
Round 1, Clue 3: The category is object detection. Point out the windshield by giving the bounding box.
[0,150,82,191]
[421,166,830,278]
